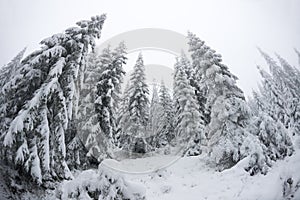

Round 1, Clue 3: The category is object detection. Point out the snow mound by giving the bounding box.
[59,166,146,200]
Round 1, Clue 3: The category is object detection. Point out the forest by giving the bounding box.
[0,14,299,200]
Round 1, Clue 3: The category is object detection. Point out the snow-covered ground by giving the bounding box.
[3,148,298,199]
[55,148,300,200]
[109,153,298,200]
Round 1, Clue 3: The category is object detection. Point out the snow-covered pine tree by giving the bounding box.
[155,80,174,148]
[126,53,149,153]
[173,63,204,156]
[1,15,106,184]
[94,42,127,156]
[187,32,250,169]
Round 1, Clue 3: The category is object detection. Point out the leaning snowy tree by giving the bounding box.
[126,53,150,154]
[257,49,300,136]
[187,32,251,169]
[1,15,106,184]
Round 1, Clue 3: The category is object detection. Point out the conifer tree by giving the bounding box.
[116,81,131,148]
[148,80,162,138]
[1,15,106,184]
[77,51,103,160]
[173,63,204,156]
[126,53,149,153]
[187,32,250,168]
[0,48,26,158]
[94,43,127,154]
[156,81,174,147]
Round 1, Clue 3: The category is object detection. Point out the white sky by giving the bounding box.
[0,0,299,96]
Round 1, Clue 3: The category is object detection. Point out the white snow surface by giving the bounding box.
[102,155,181,173]
[50,148,300,200]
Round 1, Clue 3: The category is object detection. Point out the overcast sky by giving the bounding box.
[0,0,299,95]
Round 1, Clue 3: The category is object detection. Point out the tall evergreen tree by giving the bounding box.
[116,81,131,148]
[126,53,149,153]
[244,50,296,175]
[77,50,103,160]
[156,80,174,147]
[94,43,127,155]
[1,15,106,184]
[187,32,250,169]
[173,62,204,156]
[148,80,162,138]
[178,51,209,125]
